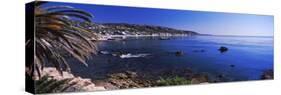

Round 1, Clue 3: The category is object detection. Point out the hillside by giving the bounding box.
[95,23,199,36]
[69,20,199,36]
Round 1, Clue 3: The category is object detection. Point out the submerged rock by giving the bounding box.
[218,46,228,53]
[175,51,184,56]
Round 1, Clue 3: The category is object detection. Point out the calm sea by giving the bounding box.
[68,35,273,82]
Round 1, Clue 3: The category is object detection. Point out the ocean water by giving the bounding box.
[68,35,273,82]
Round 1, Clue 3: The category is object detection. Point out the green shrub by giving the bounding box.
[156,76,191,86]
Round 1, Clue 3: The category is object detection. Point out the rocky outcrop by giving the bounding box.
[41,67,106,92]
[38,68,212,91]
[191,74,209,84]
[107,71,154,89]
[218,46,228,53]
[261,69,273,79]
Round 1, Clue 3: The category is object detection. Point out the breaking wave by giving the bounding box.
[119,53,150,58]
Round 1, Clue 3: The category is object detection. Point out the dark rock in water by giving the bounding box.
[215,74,231,82]
[261,69,273,79]
[175,51,184,56]
[218,46,228,53]
[230,64,235,67]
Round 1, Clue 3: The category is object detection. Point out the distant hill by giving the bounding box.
[69,21,199,36]
[90,23,199,36]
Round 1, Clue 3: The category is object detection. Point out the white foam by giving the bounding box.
[119,53,150,58]
[99,51,110,54]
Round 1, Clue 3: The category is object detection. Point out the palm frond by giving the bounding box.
[34,1,48,6]
[35,76,75,93]
[44,6,74,11]
[48,9,93,17]
[26,1,98,78]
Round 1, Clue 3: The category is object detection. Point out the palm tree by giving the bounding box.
[35,76,77,93]
[26,1,98,78]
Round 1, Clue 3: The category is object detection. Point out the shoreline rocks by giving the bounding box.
[261,69,273,79]
[107,71,154,89]
[191,74,209,84]
[40,67,106,92]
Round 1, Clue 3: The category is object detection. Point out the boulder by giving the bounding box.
[261,69,273,79]
[175,51,184,56]
[109,73,128,79]
[191,74,209,84]
[218,46,228,53]
[108,71,154,89]
[125,71,137,78]
[41,67,106,92]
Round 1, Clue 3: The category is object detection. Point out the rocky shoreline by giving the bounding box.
[38,68,106,92]
[39,67,209,92]
[39,67,273,93]
[261,69,274,79]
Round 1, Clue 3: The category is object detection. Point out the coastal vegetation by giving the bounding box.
[156,76,191,86]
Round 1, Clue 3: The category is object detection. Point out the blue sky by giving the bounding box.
[42,1,274,36]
